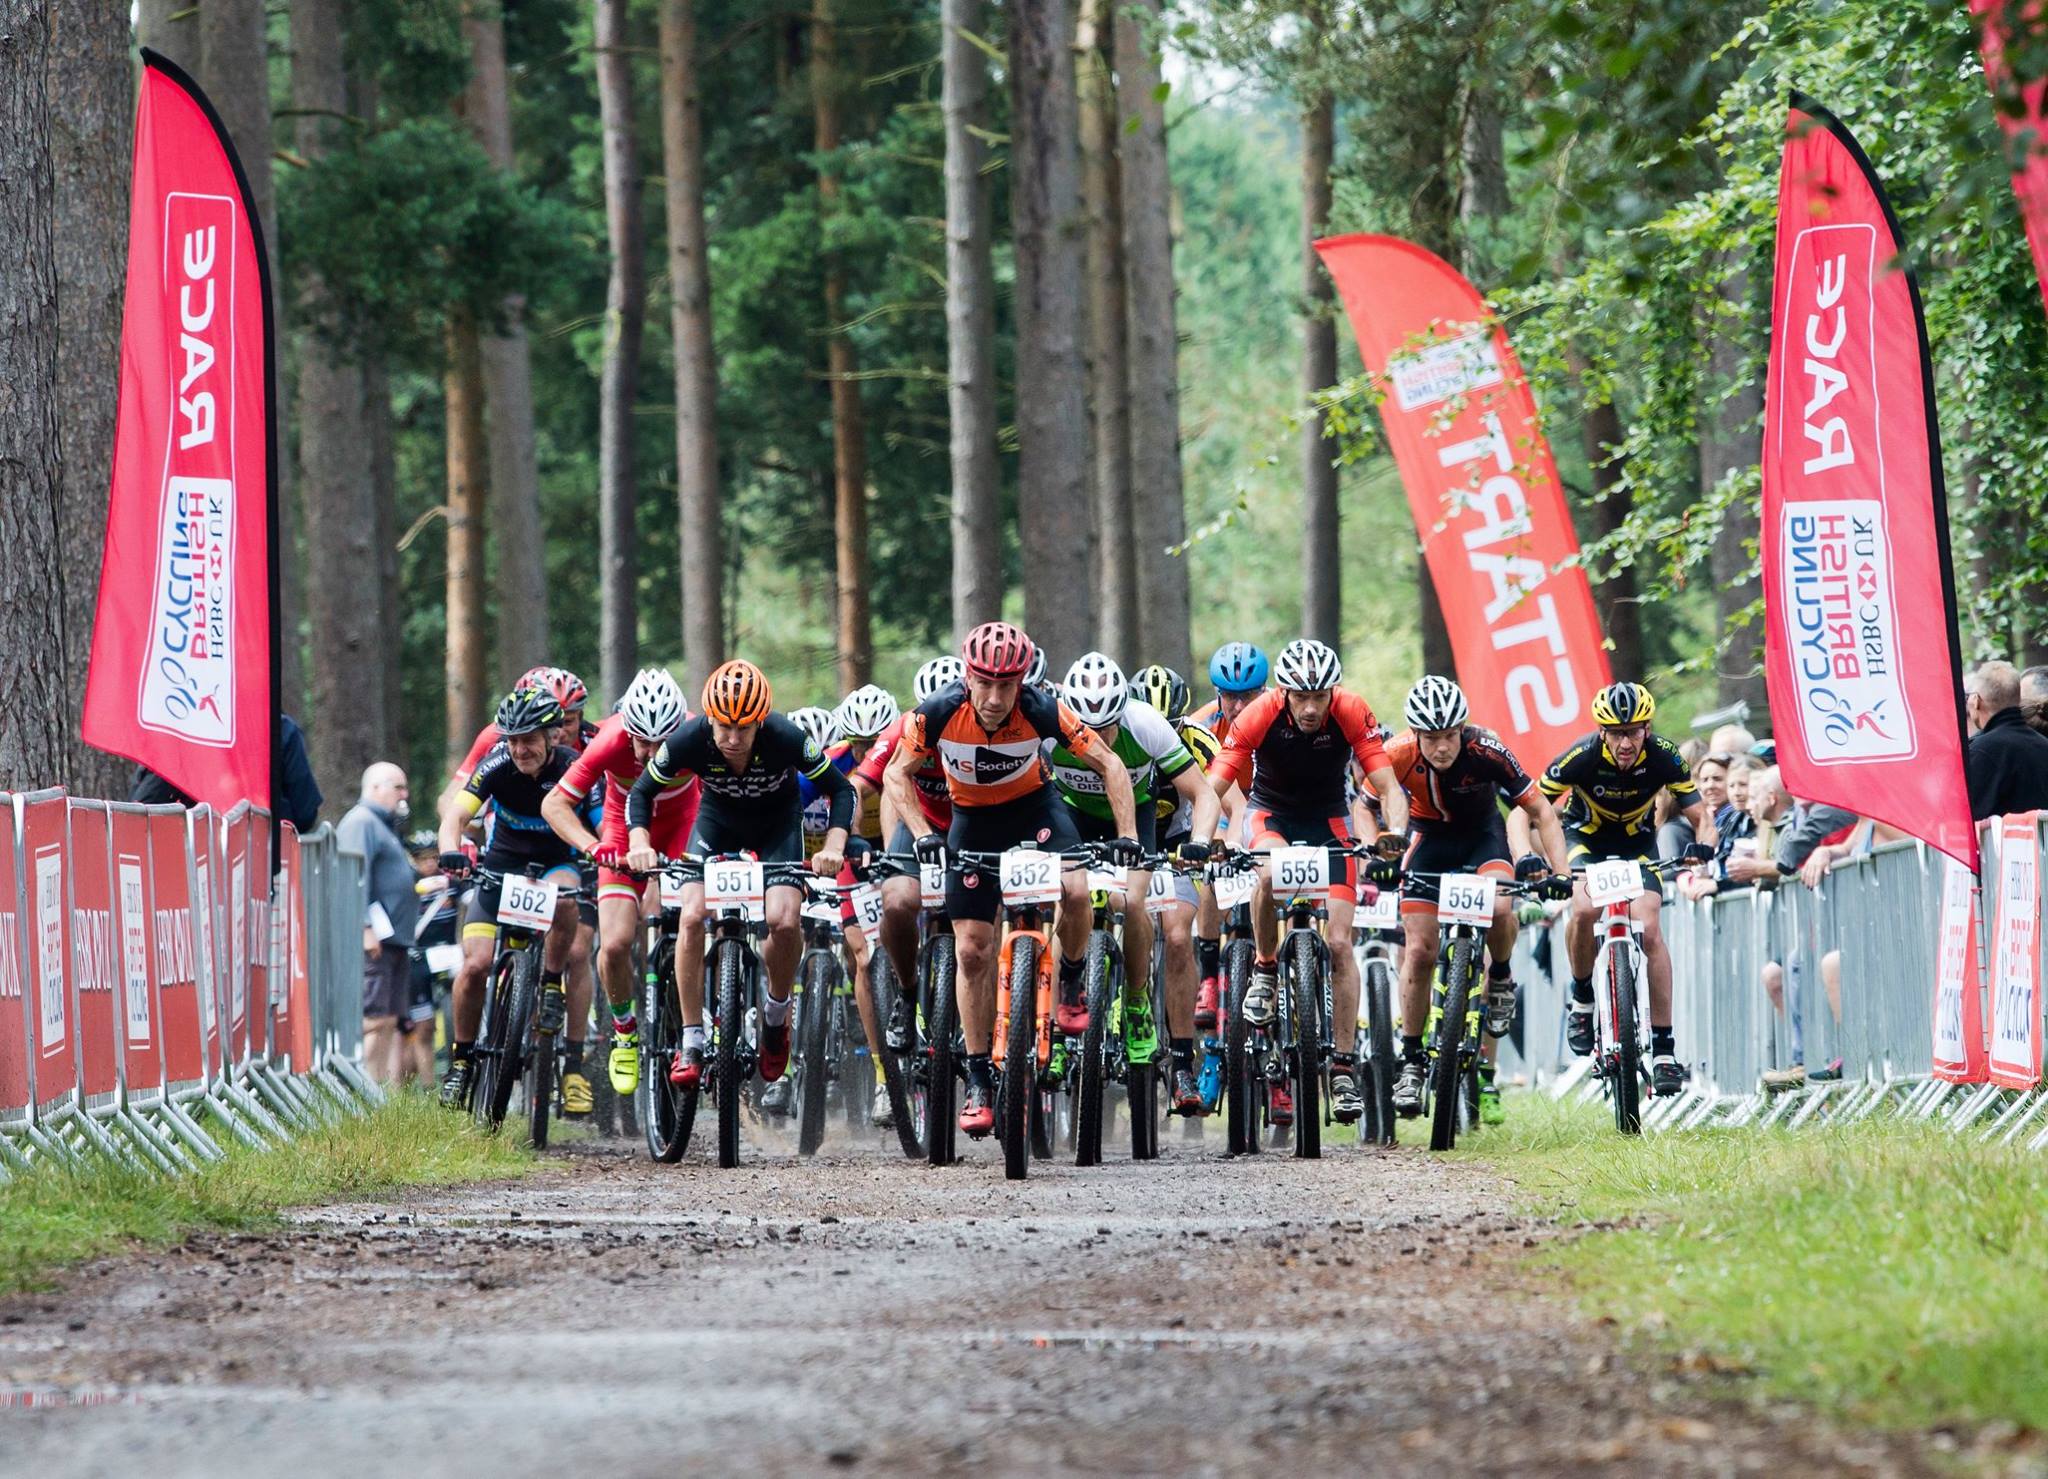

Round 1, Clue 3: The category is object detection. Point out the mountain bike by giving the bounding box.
[844,869,921,1159]
[639,865,699,1162]
[870,853,959,1166]
[1577,856,1682,1136]
[1351,888,1402,1147]
[1066,846,1172,1166]
[467,864,589,1149]
[793,877,853,1157]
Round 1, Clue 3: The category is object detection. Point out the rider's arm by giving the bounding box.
[803,743,855,860]
[1335,693,1406,835]
[544,744,607,855]
[1513,788,1570,874]
[1171,760,1221,845]
[1065,722,1138,838]
[883,713,936,839]
[626,738,690,835]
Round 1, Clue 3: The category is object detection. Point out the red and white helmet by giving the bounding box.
[961,621,1035,680]
[523,665,589,712]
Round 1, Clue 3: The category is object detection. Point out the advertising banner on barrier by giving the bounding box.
[20,794,74,1115]
[65,802,121,1104]
[79,52,277,820]
[244,814,270,1058]
[188,804,222,1080]
[1313,233,1611,774]
[1974,1,2048,324]
[283,826,314,1070]
[1932,854,1989,1083]
[1988,814,2043,1089]
[1760,96,1978,871]
[1,795,31,1120]
[150,810,205,1089]
[111,810,165,1096]
[224,804,249,1067]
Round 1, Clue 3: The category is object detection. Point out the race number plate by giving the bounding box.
[498,874,561,932]
[1357,887,1400,931]
[1000,848,1061,906]
[1087,865,1128,894]
[659,867,687,911]
[1211,868,1258,910]
[1439,873,1497,928]
[851,883,885,934]
[1583,859,1644,908]
[704,858,766,920]
[1272,845,1331,898]
[1144,867,1176,915]
[425,944,462,976]
[919,861,947,908]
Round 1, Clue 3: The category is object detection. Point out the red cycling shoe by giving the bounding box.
[758,1017,791,1082]
[670,1044,703,1089]
[958,1081,994,1137]
[1194,977,1220,1030]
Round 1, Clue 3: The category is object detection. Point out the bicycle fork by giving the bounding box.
[993,928,1054,1071]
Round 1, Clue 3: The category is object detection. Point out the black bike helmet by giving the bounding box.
[495,684,565,738]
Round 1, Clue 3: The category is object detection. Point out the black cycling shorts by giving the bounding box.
[464,853,583,937]
[943,786,1084,923]
[1399,817,1512,912]
[688,800,805,874]
[1565,825,1654,866]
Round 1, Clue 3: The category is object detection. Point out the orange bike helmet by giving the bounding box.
[702,660,773,726]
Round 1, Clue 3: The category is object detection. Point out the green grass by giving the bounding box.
[0,1091,532,1295]
[1467,1094,2048,1431]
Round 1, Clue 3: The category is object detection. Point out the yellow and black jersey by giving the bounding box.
[1538,730,1696,838]
[1156,720,1221,823]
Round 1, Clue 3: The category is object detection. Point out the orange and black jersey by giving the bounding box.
[1387,726,1535,832]
[628,712,850,830]
[1539,730,1697,838]
[899,681,1105,808]
[1208,688,1391,817]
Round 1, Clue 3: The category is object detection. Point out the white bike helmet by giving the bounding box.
[913,655,965,702]
[789,705,840,750]
[1025,643,1049,688]
[834,683,900,740]
[1273,638,1343,692]
[615,667,687,742]
[1062,652,1128,728]
[1403,675,1469,732]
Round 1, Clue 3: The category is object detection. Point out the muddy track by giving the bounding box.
[1,1120,1942,1477]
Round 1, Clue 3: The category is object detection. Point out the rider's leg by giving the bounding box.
[1251,867,1279,960]
[953,919,997,1054]
[453,931,493,1040]
[761,887,803,1000]
[878,875,921,993]
[674,884,707,1024]
[846,922,886,1057]
[1485,897,1519,971]
[1055,865,1092,965]
[1565,890,1598,980]
[1326,894,1359,1057]
[542,895,578,973]
[1121,873,1155,997]
[1161,899,1197,1039]
[1636,894,1671,1026]
[595,895,640,1012]
[1399,909,1439,1038]
[565,920,594,1053]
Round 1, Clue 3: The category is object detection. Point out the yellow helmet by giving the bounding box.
[1590,682,1656,728]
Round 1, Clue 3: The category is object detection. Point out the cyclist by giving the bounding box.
[540,668,696,1099]
[880,622,1141,1138]
[857,656,962,1032]
[1536,681,1712,1097]
[435,685,591,1109]
[1384,676,1571,1118]
[1205,638,1408,1124]
[624,660,854,1092]
[826,683,902,1126]
[1189,642,1266,1027]
[1051,654,1221,1115]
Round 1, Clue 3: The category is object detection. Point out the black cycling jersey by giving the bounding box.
[629,712,852,831]
[1538,730,1698,839]
[464,743,583,867]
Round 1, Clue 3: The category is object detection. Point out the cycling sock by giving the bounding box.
[1487,961,1513,982]
[1331,1051,1356,1070]
[452,1040,475,1062]
[1401,1034,1425,1063]
[1651,1027,1676,1057]
[1169,1037,1194,1067]
[1058,952,1083,984]
[682,1024,707,1052]
[610,1011,638,1036]
[608,997,636,1024]
[543,967,564,988]
[1254,957,1277,974]
[561,1039,583,1069]
[1479,1062,1496,1085]
[1570,976,1595,1007]
[1197,938,1220,978]
[761,993,791,1027]
[965,1053,992,1090]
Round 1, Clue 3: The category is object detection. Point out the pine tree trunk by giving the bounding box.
[0,3,72,788]
[445,314,491,767]
[48,0,133,797]
[1009,0,1095,670]
[461,3,550,684]
[293,0,388,805]
[203,0,303,721]
[943,0,1002,641]
[138,0,201,73]
[1114,0,1188,679]
[1299,81,1340,650]
[366,350,402,758]
[661,0,725,697]
[1077,0,1136,666]
[597,0,645,705]
[1579,393,1644,680]
[1703,269,1766,714]
[813,0,872,691]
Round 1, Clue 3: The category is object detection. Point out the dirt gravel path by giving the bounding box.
[0,1122,1947,1477]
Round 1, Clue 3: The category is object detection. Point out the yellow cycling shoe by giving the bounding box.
[561,1066,594,1117]
[608,1033,641,1095]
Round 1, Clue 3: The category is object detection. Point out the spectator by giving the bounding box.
[1659,748,1727,862]
[129,714,326,829]
[1964,660,2048,820]
[335,762,418,1086]
[1709,722,1756,757]
[1680,755,1764,899]
[2021,665,2048,741]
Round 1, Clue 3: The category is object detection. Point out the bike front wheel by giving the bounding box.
[795,950,836,1157]
[1430,936,1476,1152]
[641,932,696,1163]
[1287,930,1324,1160]
[1000,935,1040,1181]
[1362,957,1398,1147]
[715,939,747,1169]
[1609,944,1643,1136]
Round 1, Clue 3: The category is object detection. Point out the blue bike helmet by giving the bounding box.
[1208,642,1270,695]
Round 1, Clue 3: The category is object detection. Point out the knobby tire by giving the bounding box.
[871,952,921,1160]
[1363,959,1398,1147]
[1223,937,1259,1156]
[924,934,959,1167]
[642,929,695,1163]
[1610,945,1643,1136]
[1001,936,1039,1180]
[1075,932,1113,1166]
[486,946,539,1131]
[1289,930,1324,1160]
[715,939,745,1169]
[796,951,836,1157]
[1430,936,1476,1152]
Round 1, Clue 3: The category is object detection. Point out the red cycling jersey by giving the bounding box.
[558,714,698,898]
[857,713,952,830]
[1384,725,1534,832]
[1208,688,1390,818]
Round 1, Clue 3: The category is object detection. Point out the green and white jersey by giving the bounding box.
[1045,699,1193,820]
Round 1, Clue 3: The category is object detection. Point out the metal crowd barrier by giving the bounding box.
[1498,817,2048,1138]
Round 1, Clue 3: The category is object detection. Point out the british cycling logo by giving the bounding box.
[1781,500,1915,763]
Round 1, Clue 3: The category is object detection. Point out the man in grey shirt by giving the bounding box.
[336,763,418,1084]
